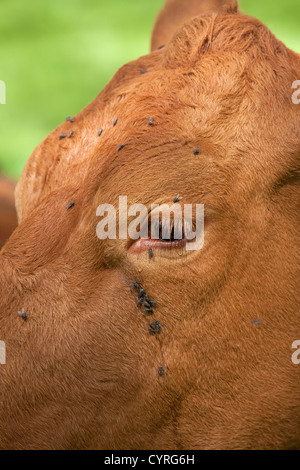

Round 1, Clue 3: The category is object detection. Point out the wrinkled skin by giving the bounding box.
[0,0,299,450]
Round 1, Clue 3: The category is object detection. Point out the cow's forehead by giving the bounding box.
[15,13,299,221]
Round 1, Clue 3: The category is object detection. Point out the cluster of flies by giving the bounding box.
[133,281,164,377]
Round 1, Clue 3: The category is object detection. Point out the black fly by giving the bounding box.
[18,309,27,321]
[145,307,154,315]
[149,322,156,334]
[138,289,145,299]
[173,194,182,203]
[149,320,162,334]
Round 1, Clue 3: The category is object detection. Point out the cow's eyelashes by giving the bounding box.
[149,219,186,242]
[128,212,197,256]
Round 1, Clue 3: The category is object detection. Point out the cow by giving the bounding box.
[0,176,17,249]
[0,0,299,450]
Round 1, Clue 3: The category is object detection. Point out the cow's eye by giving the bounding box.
[128,213,195,255]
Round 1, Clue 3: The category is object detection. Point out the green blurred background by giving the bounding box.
[0,0,299,179]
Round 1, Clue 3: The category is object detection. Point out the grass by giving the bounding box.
[0,0,299,179]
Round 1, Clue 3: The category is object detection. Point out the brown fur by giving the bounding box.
[151,0,239,50]
[0,0,299,449]
[0,176,17,249]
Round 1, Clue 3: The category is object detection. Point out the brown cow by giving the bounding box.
[0,0,299,450]
[0,176,17,249]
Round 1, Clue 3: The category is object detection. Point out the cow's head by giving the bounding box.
[1,0,299,450]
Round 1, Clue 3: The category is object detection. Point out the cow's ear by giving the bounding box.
[151,0,239,51]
